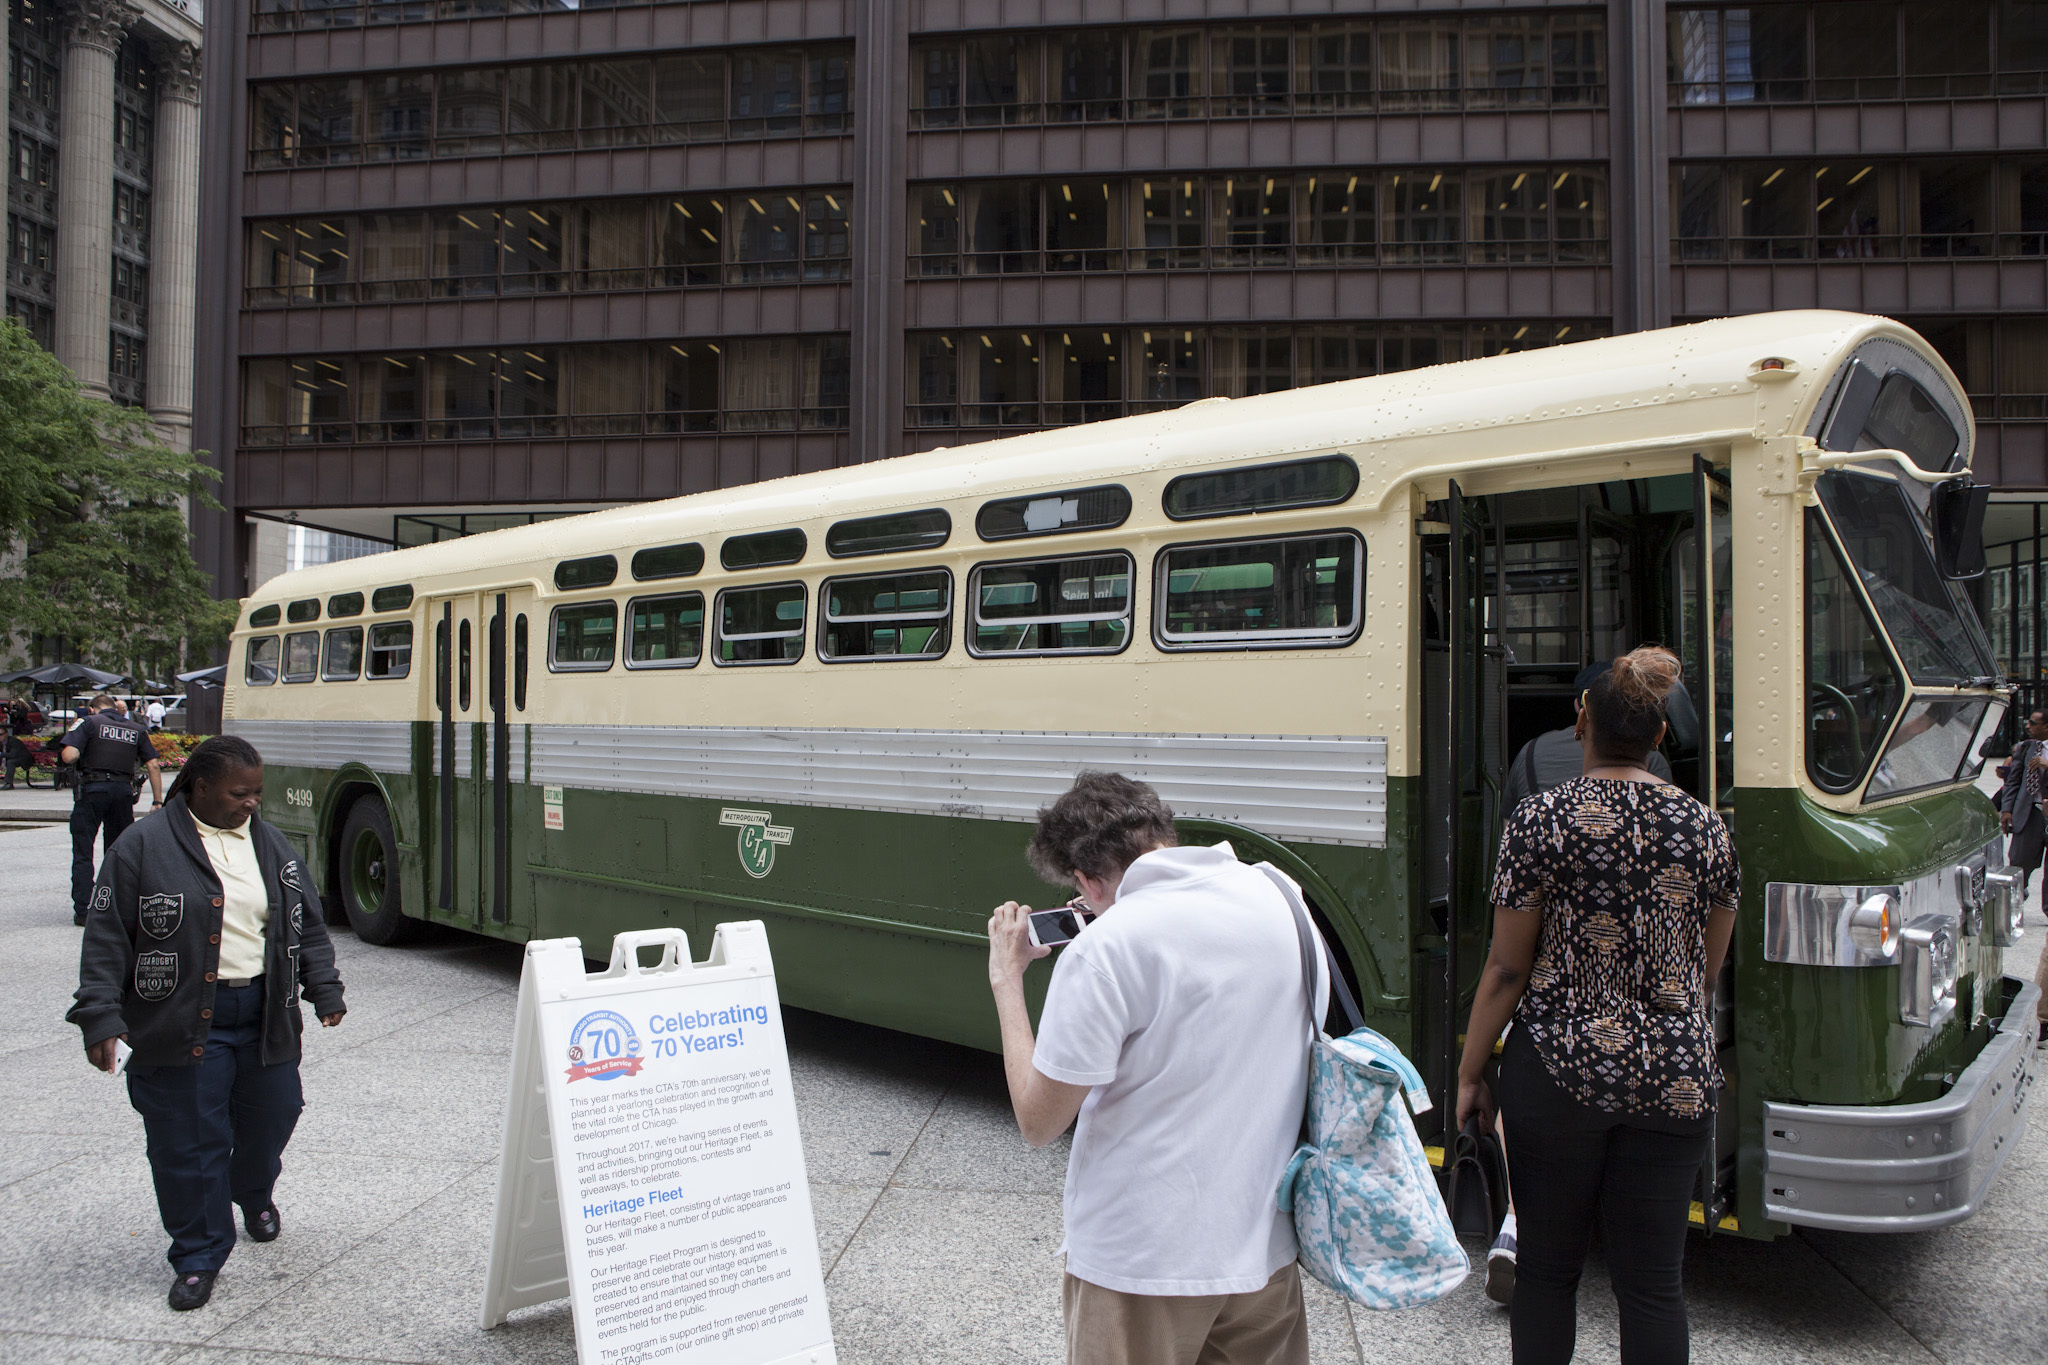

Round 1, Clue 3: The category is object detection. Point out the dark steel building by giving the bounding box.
[193,0,2048,628]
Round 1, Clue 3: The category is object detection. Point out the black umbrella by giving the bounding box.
[0,662,129,689]
[177,666,226,690]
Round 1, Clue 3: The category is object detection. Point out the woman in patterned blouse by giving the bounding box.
[1456,646,1740,1365]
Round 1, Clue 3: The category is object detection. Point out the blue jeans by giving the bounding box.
[70,782,134,916]
[126,982,305,1273]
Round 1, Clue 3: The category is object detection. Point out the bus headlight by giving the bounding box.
[1899,914,1960,1027]
[1984,868,2024,948]
[1765,883,1902,966]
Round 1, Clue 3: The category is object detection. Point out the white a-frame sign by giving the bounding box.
[481,924,835,1365]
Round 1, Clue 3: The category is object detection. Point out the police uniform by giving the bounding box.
[62,706,152,921]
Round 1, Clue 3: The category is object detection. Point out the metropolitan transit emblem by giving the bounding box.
[719,807,793,879]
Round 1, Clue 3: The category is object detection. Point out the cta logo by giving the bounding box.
[719,807,793,879]
[564,1009,643,1083]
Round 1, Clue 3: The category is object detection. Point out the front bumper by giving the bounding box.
[1762,976,2039,1232]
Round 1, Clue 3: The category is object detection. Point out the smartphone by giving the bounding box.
[1027,904,1094,950]
[112,1039,131,1077]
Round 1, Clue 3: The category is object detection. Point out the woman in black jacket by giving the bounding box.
[69,736,347,1311]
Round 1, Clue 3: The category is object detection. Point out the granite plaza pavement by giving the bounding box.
[1,784,2044,1365]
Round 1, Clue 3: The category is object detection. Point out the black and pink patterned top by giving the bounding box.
[1490,777,1741,1120]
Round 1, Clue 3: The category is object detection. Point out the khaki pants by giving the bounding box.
[1062,1264,1309,1365]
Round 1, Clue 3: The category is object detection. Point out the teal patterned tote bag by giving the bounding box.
[1263,865,1471,1311]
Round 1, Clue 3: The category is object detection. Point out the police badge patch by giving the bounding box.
[134,950,178,1001]
[280,861,302,891]
[289,903,304,933]
[138,892,183,939]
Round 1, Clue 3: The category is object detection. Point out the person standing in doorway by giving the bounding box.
[1998,710,2048,917]
[1458,648,1740,1365]
[69,736,347,1311]
[62,694,162,925]
[987,772,1314,1365]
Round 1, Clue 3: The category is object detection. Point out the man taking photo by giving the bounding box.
[986,771,1313,1365]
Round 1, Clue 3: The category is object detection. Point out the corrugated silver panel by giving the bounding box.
[528,726,1388,847]
[431,722,473,780]
[224,718,412,775]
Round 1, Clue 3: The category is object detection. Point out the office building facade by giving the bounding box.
[193,1,2048,601]
[9,0,201,443]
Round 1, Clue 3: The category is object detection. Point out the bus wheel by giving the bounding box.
[338,798,419,946]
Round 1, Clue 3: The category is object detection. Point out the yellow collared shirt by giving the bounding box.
[191,815,270,980]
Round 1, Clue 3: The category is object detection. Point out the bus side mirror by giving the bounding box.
[1931,481,1989,580]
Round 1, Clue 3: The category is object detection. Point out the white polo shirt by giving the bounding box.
[1032,843,1311,1296]
[192,815,270,980]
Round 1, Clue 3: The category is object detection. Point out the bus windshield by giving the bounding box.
[1815,471,1996,686]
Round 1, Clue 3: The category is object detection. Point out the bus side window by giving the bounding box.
[514,614,529,708]
[322,626,364,681]
[628,593,705,668]
[1155,532,1364,650]
[967,552,1133,655]
[550,603,618,671]
[244,635,280,685]
[367,623,413,679]
[459,619,473,709]
[715,583,807,665]
[282,631,320,682]
[820,571,950,661]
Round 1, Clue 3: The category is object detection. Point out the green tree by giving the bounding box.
[0,318,237,680]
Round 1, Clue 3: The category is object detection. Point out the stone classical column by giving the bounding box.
[53,0,140,398]
[147,41,201,449]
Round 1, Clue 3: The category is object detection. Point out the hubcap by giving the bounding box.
[349,826,387,913]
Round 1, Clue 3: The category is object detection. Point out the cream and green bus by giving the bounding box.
[228,309,2035,1240]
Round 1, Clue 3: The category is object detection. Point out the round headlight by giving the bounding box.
[2005,888,2025,942]
[1848,892,1901,959]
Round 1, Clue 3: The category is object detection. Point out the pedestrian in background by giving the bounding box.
[1458,648,1739,1365]
[61,694,162,925]
[2,694,30,790]
[145,697,168,732]
[68,735,347,1312]
[988,772,1313,1365]
[1997,710,2048,917]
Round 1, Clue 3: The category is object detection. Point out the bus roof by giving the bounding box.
[242,310,1947,609]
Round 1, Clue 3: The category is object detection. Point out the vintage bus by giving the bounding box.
[228,310,2035,1240]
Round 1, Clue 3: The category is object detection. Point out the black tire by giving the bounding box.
[337,798,421,945]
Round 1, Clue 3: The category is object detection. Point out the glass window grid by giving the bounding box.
[322,625,365,680]
[967,552,1135,657]
[245,190,854,308]
[818,568,953,661]
[1154,531,1365,649]
[909,168,1608,275]
[907,15,1607,127]
[1671,158,2048,260]
[367,622,414,678]
[548,601,619,671]
[1668,2,2048,104]
[247,49,853,167]
[625,591,705,668]
[714,582,808,666]
[240,337,851,446]
[907,321,1608,430]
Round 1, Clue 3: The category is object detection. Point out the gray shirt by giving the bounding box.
[1503,725,1673,818]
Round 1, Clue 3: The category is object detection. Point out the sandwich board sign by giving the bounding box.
[480,923,835,1365]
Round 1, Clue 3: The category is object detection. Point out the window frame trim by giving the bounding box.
[817,566,955,663]
[546,599,621,673]
[244,634,281,685]
[366,621,414,680]
[1803,505,1912,799]
[712,580,809,667]
[965,550,1138,659]
[280,629,322,683]
[321,624,365,681]
[1150,528,1367,653]
[623,590,707,670]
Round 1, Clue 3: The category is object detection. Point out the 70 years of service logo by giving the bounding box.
[719,807,794,879]
[564,1009,643,1083]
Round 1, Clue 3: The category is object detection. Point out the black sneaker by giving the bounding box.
[244,1204,280,1242]
[168,1270,217,1311]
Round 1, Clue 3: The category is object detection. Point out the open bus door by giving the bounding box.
[429,591,517,928]
[1422,481,1509,1135]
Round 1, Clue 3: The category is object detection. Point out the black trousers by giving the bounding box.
[70,782,134,916]
[1497,1029,1712,1365]
[126,982,305,1273]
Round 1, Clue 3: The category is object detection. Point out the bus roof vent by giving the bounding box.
[1163,455,1360,521]
[721,529,807,571]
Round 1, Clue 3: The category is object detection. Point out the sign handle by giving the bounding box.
[602,928,693,976]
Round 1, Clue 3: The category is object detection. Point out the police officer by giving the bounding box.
[62,693,163,926]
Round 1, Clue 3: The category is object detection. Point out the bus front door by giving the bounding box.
[1422,481,1509,1131]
